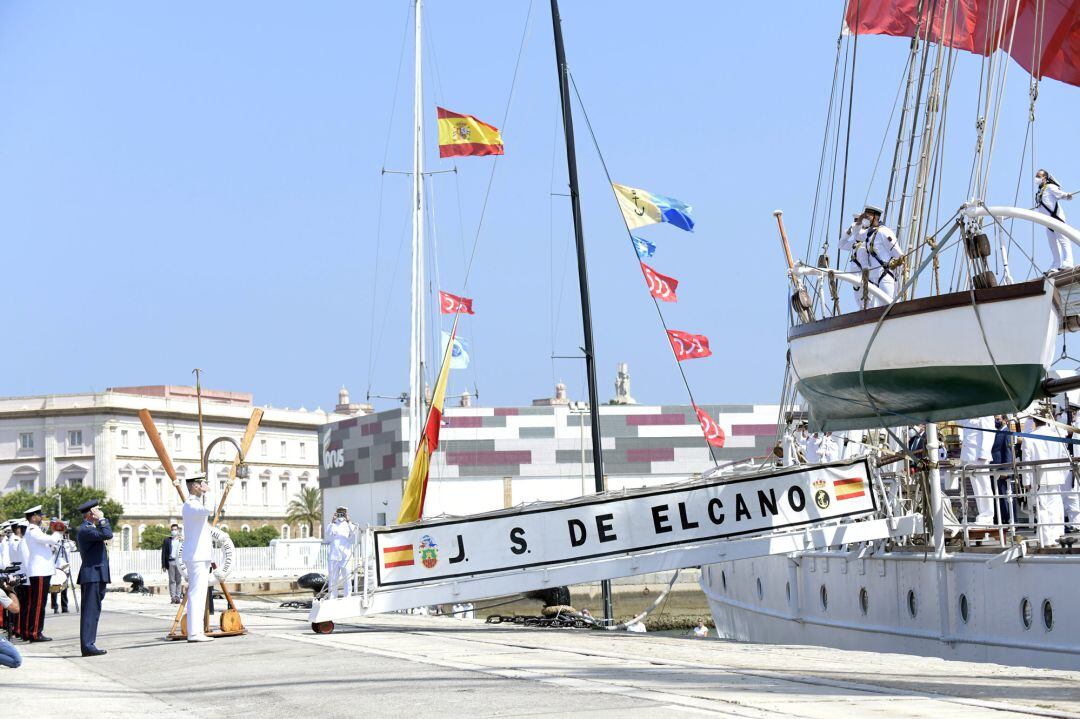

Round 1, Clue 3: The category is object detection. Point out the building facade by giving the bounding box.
[0,386,357,549]
[319,400,781,528]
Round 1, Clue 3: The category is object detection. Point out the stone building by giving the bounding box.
[0,385,360,548]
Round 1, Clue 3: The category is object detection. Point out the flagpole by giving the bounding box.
[550,0,613,625]
[409,0,426,462]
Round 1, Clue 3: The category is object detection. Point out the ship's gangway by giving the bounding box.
[308,457,921,631]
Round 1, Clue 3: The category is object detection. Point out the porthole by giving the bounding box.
[1043,600,1054,631]
[907,589,918,618]
[756,577,764,600]
[959,594,970,624]
[1020,598,1033,629]
[721,570,727,592]
[820,584,828,611]
[858,587,869,615]
[785,581,791,604]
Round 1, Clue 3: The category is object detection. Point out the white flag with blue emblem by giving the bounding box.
[440,331,470,369]
[632,235,656,259]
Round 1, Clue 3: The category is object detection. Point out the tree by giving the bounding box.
[287,486,322,537]
[0,486,123,539]
[42,486,124,539]
[228,525,279,548]
[139,524,171,550]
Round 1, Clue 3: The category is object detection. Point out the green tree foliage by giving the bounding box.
[139,524,171,550]
[286,486,322,537]
[226,525,279,548]
[0,486,124,539]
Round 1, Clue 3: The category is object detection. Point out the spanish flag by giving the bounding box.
[437,107,504,158]
[833,478,866,501]
[397,317,459,524]
[382,544,414,569]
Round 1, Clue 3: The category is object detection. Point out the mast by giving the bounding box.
[550,0,613,624]
[409,0,426,458]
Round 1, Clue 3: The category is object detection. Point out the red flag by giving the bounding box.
[846,0,1080,88]
[439,291,474,315]
[693,404,726,448]
[641,262,679,302]
[667,329,711,361]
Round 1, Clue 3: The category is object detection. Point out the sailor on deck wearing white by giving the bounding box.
[181,476,215,642]
[1035,169,1075,271]
[840,204,903,309]
[324,506,358,599]
[1022,407,1069,547]
[819,432,839,463]
[958,416,996,525]
[803,432,823,463]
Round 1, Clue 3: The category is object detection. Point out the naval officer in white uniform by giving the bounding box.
[324,506,359,599]
[840,204,903,309]
[182,476,215,642]
[1035,169,1074,271]
[958,416,997,524]
[1023,406,1069,547]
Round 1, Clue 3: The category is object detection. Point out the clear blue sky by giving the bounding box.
[1,1,1077,411]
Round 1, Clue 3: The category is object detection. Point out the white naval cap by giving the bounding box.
[23,504,43,517]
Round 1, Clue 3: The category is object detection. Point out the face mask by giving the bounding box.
[860,219,871,229]
[1036,177,1045,187]
[171,530,178,537]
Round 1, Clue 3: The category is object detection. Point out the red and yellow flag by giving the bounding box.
[397,317,460,524]
[833,478,866,501]
[437,107,504,158]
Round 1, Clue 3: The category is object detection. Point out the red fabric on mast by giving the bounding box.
[439,290,475,315]
[640,262,679,302]
[846,0,1080,88]
[693,404,726,447]
[667,329,712,361]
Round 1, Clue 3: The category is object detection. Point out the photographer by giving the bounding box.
[324,506,358,599]
[0,574,21,668]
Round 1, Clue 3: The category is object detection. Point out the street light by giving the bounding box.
[568,401,590,496]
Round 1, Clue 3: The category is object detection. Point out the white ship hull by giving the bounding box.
[703,550,1080,671]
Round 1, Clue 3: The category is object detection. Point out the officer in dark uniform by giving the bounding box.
[75,499,111,657]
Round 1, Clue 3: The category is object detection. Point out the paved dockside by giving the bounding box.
[7,593,1079,718]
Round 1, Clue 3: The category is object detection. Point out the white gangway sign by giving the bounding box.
[309,458,921,623]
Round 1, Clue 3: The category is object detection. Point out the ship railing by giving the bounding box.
[944,458,1079,549]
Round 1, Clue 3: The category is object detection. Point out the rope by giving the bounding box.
[567,72,717,466]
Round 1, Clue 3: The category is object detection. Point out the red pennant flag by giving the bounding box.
[641,262,678,302]
[667,329,711,361]
[439,291,474,315]
[693,404,726,447]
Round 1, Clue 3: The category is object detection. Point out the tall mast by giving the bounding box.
[550,0,613,623]
[409,0,426,457]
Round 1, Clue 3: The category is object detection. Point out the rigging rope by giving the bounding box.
[567,71,718,466]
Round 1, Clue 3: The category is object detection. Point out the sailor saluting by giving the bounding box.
[1035,169,1075,272]
[840,204,903,309]
[182,476,215,642]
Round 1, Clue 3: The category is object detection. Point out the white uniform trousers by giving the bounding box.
[866,275,896,309]
[1047,227,1074,271]
[186,560,211,638]
[1063,471,1080,525]
[327,559,350,599]
[966,462,996,524]
[1036,483,1065,547]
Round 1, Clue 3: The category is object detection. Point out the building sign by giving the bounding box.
[374,458,876,587]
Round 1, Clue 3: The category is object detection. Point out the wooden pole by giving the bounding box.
[214,408,263,524]
[139,409,185,502]
[193,368,206,474]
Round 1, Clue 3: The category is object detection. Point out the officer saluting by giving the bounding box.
[75,499,111,657]
[841,204,903,309]
[1035,169,1075,271]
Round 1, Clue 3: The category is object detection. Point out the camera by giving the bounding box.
[49,518,68,534]
[0,562,23,591]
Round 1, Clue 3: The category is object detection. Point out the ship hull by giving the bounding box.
[789,278,1060,431]
[703,551,1080,671]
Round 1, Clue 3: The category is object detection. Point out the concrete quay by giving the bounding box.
[7,592,1079,717]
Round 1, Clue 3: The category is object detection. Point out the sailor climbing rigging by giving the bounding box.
[840,204,903,309]
[1035,169,1075,272]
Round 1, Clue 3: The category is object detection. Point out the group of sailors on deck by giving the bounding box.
[840,171,1074,311]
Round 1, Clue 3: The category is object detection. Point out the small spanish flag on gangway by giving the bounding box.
[833,478,866,501]
[382,543,414,569]
[437,107,504,158]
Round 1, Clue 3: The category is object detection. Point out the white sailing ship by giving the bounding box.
[704,0,1080,670]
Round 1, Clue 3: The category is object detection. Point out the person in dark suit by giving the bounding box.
[991,415,1018,524]
[160,523,183,604]
[75,499,111,657]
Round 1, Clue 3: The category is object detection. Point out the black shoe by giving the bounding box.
[52,609,58,614]
[62,609,70,613]
[30,636,53,642]
[81,648,107,657]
